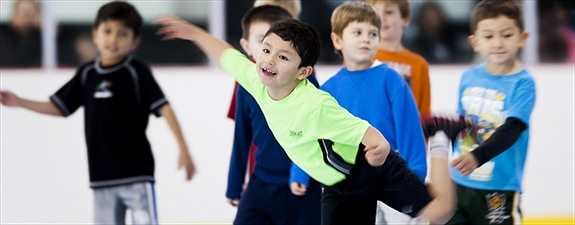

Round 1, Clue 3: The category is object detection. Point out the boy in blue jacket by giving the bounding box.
[321,2,427,182]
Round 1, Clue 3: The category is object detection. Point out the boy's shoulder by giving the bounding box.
[72,56,153,81]
[461,63,489,78]
[322,63,402,89]
[126,56,152,70]
[401,49,429,65]
[376,48,429,65]
[462,64,535,86]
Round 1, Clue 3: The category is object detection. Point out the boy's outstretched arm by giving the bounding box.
[361,126,390,166]
[155,16,232,63]
[1,90,61,116]
[158,104,196,181]
[416,131,456,224]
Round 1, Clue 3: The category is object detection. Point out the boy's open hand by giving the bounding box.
[0,90,22,107]
[154,16,200,42]
[178,150,196,181]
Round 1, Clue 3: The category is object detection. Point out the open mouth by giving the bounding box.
[261,67,277,76]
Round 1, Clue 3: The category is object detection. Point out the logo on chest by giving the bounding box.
[289,130,303,138]
[94,80,113,98]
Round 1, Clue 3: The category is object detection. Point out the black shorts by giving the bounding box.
[446,184,522,225]
[321,146,431,225]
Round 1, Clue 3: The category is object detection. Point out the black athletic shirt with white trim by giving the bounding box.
[50,56,168,188]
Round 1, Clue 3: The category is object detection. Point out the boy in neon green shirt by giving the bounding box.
[156,16,455,224]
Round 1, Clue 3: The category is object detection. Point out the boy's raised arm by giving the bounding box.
[155,16,232,63]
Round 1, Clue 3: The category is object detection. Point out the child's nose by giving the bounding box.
[362,35,371,43]
[493,36,504,47]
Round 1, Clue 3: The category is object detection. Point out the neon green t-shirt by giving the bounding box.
[220,48,371,185]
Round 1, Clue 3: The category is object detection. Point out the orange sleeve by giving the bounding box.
[413,61,431,117]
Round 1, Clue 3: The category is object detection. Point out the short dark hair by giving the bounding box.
[93,1,143,37]
[471,0,524,33]
[242,5,293,39]
[264,19,321,68]
[365,0,410,19]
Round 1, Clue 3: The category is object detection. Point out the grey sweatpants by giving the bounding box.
[93,181,158,225]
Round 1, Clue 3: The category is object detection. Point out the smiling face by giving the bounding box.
[92,20,139,66]
[256,33,311,99]
[469,15,528,70]
[331,21,380,70]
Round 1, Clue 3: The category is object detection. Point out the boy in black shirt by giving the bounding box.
[0,2,196,224]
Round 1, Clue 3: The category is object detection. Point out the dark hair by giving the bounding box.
[365,0,410,19]
[242,5,293,39]
[471,0,524,33]
[93,1,143,37]
[264,19,321,68]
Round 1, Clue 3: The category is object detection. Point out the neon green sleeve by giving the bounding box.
[219,48,264,98]
[316,96,371,161]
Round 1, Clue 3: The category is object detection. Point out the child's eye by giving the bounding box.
[369,32,378,37]
[503,33,513,38]
[262,48,270,54]
[353,31,361,36]
[483,35,493,39]
[384,9,394,15]
[279,55,289,61]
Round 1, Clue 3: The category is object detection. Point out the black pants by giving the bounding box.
[321,149,431,225]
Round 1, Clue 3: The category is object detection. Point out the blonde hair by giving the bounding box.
[253,0,302,18]
[331,1,381,36]
[364,0,410,19]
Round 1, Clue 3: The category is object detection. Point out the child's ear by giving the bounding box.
[468,35,478,51]
[91,28,97,43]
[331,32,343,51]
[132,36,141,49]
[296,66,313,81]
[402,16,411,29]
[518,31,529,48]
[239,38,252,56]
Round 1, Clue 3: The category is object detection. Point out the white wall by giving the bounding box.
[1,64,574,223]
